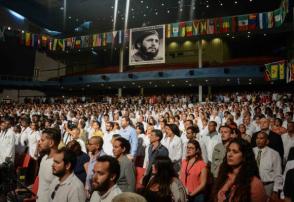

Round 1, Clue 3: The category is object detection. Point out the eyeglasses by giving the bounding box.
[51,184,60,200]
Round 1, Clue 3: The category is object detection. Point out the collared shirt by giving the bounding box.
[27,130,41,159]
[281,133,294,162]
[0,128,15,164]
[90,184,121,202]
[85,150,106,190]
[20,126,32,146]
[119,125,138,157]
[253,146,283,192]
[161,135,182,163]
[37,155,57,202]
[144,143,169,175]
[48,173,86,202]
[211,143,226,178]
[103,131,115,156]
[201,131,221,163]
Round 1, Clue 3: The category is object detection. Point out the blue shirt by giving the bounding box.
[119,125,138,157]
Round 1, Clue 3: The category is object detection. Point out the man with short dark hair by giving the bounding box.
[211,126,233,178]
[119,116,138,159]
[37,128,61,202]
[131,30,162,61]
[142,129,168,186]
[0,118,15,164]
[90,155,122,202]
[48,148,86,202]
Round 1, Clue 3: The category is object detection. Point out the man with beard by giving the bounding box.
[37,128,60,202]
[48,148,86,202]
[90,155,121,202]
[131,30,162,61]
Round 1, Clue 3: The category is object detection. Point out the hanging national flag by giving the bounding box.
[52,39,57,51]
[214,18,222,34]
[185,21,193,37]
[207,19,214,34]
[25,32,31,46]
[166,24,171,38]
[102,33,107,46]
[179,22,186,37]
[75,37,81,49]
[65,37,73,49]
[192,20,200,36]
[267,11,274,29]
[258,13,268,30]
[19,31,25,45]
[58,39,65,51]
[274,8,283,27]
[81,36,86,48]
[281,0,289,19]
[31,34,35,47]
[238,15,248,32]
[248,13,257,30]
[41,35,48,48]
[92,34,97,47]
[286,62,294,83]
[200,20,207,35]
[48,38,53,51]
[97,34,102,47]
[0,27,5,42]
[172,23,179,37]
[106,32,112,44]
[221,17,231,33]
[264,60,286,81]
[112,31,118,44]
[231,16,237,32]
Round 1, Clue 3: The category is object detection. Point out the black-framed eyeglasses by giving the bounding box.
[51,184,60,200]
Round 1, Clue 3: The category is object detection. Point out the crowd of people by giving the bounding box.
[0,91,293,202]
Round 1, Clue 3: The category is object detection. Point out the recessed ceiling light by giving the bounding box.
[155,85,158,87]
[232,36,235,39]
[247,35,250,38]
[264,33,267,36]
[155,12,158,15]
[172,84,175,87]
[141,0,143,3]
[205,79,208,82]
[234,1,238,4]
[226,33,230,36]
[185,80,189,83]
[167,10,170,13]
[21,30,24,33]
[146,5,149,8]
[161,3,164,6]
[249,78,252,81]
[248,31,251,34]
[206,5,209,8]
[8,27,11,30]
[60,7,64,10]
[68,16,72,19]
[249,82,252,85]
[220,3,223,6]
[226,78,230,82]
[180,8,183,11]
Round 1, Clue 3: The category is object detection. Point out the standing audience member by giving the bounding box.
[143,156,187,202]
[119,116,138,160]
[37,128,60,202]
[180,140,207,202]
[85,136,106,196]
[251,118,284,161]
[49,148,86,202]
[90,155,122,202]
[212,138,267,202]
[102,121,116,156]
[161,123,183,172]
[253,132,282,198]
[27,122,41,159]
[0,118,15,164]
[211,126,232,179]
[281,122,294,164]
[66,140,90,184]
[142,129,168,186]
[113,137,136,192]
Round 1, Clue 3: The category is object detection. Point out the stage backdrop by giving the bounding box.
[129,25,165,66]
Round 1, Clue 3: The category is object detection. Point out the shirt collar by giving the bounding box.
[59,173,75,186]
[100,184,119,199]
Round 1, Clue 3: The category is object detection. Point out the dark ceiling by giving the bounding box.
[0,0,281,36]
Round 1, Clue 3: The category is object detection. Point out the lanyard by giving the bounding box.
[185,159,197,185]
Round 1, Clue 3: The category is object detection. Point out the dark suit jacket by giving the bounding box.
[251,130,284,160]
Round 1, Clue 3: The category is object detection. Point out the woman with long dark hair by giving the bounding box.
[180,139,207,202]
[143,156,187,202]
[212,138,267,202]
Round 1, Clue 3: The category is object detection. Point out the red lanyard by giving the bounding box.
[185,159,197,185]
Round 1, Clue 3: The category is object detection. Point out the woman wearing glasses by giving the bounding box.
[180,139,208,202]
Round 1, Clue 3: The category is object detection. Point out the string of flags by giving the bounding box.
[0,0,289,52]
[264,60,294,83]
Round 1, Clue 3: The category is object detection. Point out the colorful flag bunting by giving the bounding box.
[200,20,207,35]
[238,15,248,31]
[179,22,186,37]
[265,60,286,81]
[166,24,171,38]
[207,19,214,34]
[248,13,257,30]
[287,62,294,83]
[25,33,31,46]
[172,23,179,37]
[185,21,193,37]
[192,20,200,36]
[267,11,274,28]
[274,8,283,27]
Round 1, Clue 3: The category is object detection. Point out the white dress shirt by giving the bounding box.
[0,128,15,164]
[281,133,294,162]
[253,146,283,192]
[103,131,115,156]
[161,135,182,163]
[201,131,221,163]
[27,130,41,159]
